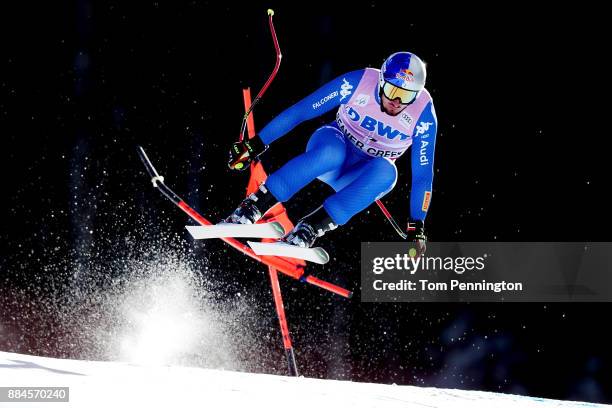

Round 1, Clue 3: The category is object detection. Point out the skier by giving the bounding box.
[227,51,437,253]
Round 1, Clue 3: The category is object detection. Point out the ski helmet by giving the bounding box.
[379,51,426,105]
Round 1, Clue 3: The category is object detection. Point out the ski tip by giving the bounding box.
[136,145,148,159]
[270,221,285,237]
[315,247,329,263]
[185,225,198,238]
[313,247,330,264]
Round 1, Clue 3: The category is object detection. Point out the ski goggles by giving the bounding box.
[381,81,419,105]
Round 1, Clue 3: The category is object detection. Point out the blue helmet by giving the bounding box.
[379,52,427,105]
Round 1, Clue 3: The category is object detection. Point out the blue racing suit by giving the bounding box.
[259,68,437,225]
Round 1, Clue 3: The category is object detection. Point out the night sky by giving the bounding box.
[1,1,610,404]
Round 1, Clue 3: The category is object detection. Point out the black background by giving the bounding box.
[1,1,610,403]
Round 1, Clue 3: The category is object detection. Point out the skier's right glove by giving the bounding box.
[228,134,268,171]
[407,219,427,257]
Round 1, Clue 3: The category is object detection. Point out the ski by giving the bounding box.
[137,145,352,297]
[247,241,330,265]
[186,222,285,239]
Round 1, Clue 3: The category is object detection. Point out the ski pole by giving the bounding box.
[238,9,282,143]
[375,199,408,240]
[268,266,299,376]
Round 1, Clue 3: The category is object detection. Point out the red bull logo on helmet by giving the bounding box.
[396,68,415,84]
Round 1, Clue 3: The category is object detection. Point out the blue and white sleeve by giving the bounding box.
[410,101,438,222]
[259,69,365,144]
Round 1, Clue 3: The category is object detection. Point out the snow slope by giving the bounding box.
[0,351,607,408]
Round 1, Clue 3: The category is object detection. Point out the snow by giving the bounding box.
[0,351,607,408]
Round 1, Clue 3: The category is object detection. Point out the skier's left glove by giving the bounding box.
[407,219,427,257]
[228,134,268,171]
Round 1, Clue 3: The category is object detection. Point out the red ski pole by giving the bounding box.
[375,199,407,240]
[238,9,282,143]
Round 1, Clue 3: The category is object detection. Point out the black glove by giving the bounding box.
[407,219,427,257]
[228,134,268,171]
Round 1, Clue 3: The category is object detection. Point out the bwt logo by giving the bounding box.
[346,107,409,141]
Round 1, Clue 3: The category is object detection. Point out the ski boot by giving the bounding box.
[226,184,277,224]
[283,206,338,248]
